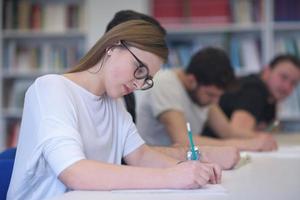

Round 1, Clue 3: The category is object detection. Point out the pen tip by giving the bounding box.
[186,122,191,131]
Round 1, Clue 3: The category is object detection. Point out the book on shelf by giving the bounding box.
[189,0,231,24]
[8,80,34,111]
[30,3,42,30]
[17,0,31,30]
[152,0,185,23]
[240,38,261,73]
[44,4,67,32]
[229,0,263,23]
[229,37,242,71]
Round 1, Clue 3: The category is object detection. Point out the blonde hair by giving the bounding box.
[69,20,168,73]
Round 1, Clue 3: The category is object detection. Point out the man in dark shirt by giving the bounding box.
[221,74,276,129]
[204,54,300,138]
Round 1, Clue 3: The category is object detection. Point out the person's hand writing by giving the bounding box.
[166,161,222,189]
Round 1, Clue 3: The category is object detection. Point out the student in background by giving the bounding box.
[204,54,300,138]
[137,47,278,151]
[105,10,240,170]
[7,20,221,200]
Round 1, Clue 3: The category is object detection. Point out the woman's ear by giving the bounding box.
[115,41,122,45]
[107,47,113,56]
[106,41,122,55]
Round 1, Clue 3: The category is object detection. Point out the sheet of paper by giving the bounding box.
[111,184,227,195]
[246,145,300,158]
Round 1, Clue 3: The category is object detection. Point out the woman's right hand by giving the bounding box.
[165,161,222,189]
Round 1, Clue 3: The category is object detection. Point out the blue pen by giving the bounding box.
[186,122,197,160]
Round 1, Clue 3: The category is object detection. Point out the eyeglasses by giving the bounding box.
[120,40,154,90]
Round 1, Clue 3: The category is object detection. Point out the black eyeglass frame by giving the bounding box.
[120,40,154,90]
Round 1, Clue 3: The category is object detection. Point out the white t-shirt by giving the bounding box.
[137,70,209,146]
[7,74,144,200]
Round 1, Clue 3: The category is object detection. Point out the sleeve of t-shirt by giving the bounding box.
[230,86,266,121]
[33,78,86,176]
[116,100,145,157]
[150,73,185,118]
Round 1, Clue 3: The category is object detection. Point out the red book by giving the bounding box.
[152,0,184,18]
[30,4,42,30]
[189,0,230,23]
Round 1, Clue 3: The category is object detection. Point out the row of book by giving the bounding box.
[2,0,83,31]
[3,41,84,74]
[3,79,33,110]
[275,37,300,58]
[274,0,300,21]
[166,36,262,75]
[167,36,300,74]
[152,0,263,25]
[153,0,300,25]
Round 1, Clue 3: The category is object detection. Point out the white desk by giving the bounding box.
[52,133,300,200]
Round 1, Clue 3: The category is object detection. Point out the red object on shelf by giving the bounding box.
[152,0,184,18]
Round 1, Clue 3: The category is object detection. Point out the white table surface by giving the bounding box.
[52,133,300,200]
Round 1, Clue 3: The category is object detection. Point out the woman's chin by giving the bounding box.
[107,90,124,99]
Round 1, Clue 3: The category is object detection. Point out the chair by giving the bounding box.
[0,148,16,160]
[0,148,16,200]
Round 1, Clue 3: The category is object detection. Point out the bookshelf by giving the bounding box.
[150,0,300,130]
[0,0,86,151]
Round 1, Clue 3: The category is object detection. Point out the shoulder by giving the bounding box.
[35,74,67,89]
[32,74,76,105]
[154,69,179,84]
[152,69,183,94]
[241,74,265,88]
[239,74,269,96]
[33,74,73,95]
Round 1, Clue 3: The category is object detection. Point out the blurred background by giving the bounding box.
[0,0,300,151]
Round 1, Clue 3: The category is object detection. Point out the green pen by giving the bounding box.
[186,122,197,160]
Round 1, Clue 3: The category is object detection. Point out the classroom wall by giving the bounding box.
[85,0,149,48]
